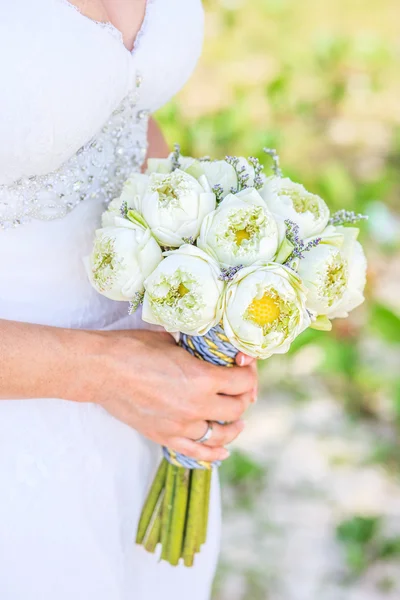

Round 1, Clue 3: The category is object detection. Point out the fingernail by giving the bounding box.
[238,355,245,366]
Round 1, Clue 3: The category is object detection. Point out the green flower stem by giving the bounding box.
[143,490,164,553]
[168,467,190,566]
[194,472,206,554]
[201,468,212,546]
[161,462,178,562]
[183,469,207,566]
[136,459,168,544]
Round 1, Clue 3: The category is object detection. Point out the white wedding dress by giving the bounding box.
[0,2,221,599]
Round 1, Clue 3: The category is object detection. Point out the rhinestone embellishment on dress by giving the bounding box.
[0,77,148,231]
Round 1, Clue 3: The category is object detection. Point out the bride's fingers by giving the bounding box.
[202,421,244,448]
[184,420,245,447]
[168,437,230,463]
[207,391,254,423]
[236,352,256,367]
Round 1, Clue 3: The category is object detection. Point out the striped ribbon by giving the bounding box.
[163,324,238,470]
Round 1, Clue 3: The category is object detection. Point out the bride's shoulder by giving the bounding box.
[0,0,134,184]
[0,0,205,184]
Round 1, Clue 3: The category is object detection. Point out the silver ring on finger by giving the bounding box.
[193,421,213,444]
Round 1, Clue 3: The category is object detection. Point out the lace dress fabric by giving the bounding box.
[0,2,221,599]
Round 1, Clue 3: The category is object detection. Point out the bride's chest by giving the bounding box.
[0,0,204,187]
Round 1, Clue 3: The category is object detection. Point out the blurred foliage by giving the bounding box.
[337,516,381,575]
[156,2,400,591]
[336,515,400,577]
[156,0,400,428]
[220,450,265,487]
[219,449,266,509]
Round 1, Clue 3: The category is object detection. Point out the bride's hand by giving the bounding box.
[74,329,257,462]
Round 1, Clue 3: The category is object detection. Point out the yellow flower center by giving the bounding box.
[178,283,190,297]
[98,253,113,269]
[235,228,251,244]
[290,193,320,217]
[247,293,281,327]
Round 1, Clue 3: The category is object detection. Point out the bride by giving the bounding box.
[0,1,257,598]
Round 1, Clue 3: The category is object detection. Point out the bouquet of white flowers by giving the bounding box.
[86,146,367,566]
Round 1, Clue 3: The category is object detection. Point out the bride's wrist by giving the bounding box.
[61,328,109,404]
[64,328,142,405]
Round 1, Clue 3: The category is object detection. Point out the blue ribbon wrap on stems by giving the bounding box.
[162,324,239,470]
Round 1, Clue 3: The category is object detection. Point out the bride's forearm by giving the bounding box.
[0,319,256,460]
[0,319,89,400]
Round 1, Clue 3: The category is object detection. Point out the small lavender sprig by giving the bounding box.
[120,200,128,218]
[284,219,302,248]
[212,184,225,204]
[303,237,323,253]
[218,265,244,281]
[182,236,195,245]
[248,156,264,191]
[284,219,321,268]
[171,143,181,171]
[328,210,368,227]
[129,291,145,314]
[263,148,283,177]
[225,156,250,193]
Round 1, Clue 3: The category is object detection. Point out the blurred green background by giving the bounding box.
[156,0,400,598]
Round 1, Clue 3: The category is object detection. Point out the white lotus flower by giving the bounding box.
[142,245,225,335]
[137,169,216,247]
[186,157,258,199]
[101,174,150,227]
[198,188,284,267]
[86,217,162,302]
[101,198,124,227]
[298,226,367,321]
[224,263,310,359]
[148,155,257,200]
[261,176,330,238]
[185,159,239,199]
[119,173,150,211]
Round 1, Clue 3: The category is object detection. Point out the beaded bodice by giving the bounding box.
[0,8,221,595]
[0,0,204,231]
[0,80,148,230]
